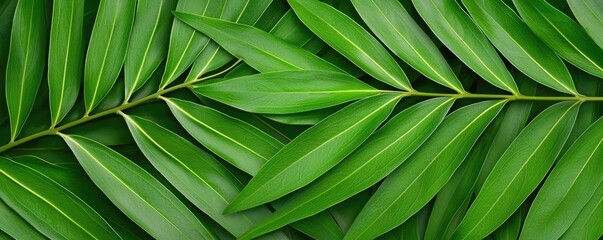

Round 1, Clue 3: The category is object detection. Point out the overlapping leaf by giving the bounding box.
[344,100,506,239]
[226,94,401,212]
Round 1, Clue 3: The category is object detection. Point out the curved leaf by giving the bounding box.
[568,0,603,49]
[412,0,518,94]
[352,0,464,93]
[453,101,579,239]
[521,116,603,239]
[83,0,135,113]
[173,13,342,73]
[344,100,507,240]
[121,114,287,238]
[240,97,454,239]
[263,107,338,126]
[0,155,120,239]
[562,181,603,239]
[164,98,282,175]
[60,134,216,239]
[226,94,401,213]
[462,0,578,95]
[0,0,17,121]
[48,0,84,126]
[159,0,224,88]
[193,70,380,114]
[514,0,603,78]
[0,198,45,239]
[5,0,48,140]
[288,0,412,91]
[124,0,177,100]
[185,0,273,81]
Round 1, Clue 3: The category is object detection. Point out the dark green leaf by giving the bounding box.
[48,0,84,126]
[0,155,120,239]
[6,0,48,140]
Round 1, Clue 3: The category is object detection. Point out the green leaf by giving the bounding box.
[568,0,603,49]
[193,70,380,114]
[425,108,505,240]
[411,0,518,94]
[513,0,603,79]
[121,113,288,238]
[452,101,580,239]
[288,0,412,91]
[173,13,342,73]
[0,155,120,239]
[185,0,273,82]
[162,98,343,239]
[226,94,401,213]
[83,0,135,113]
[0,0,17,122]
[48,0,84,126]
[263,107,339,126]
[60,134,217,239]
[159,0,225,88]
[521,116,603,239]
[5,0,48,140]
[462,0,578,96]
[352,0,464,93]
[239,97,454,239]
[344,100,507,240]
[0,199,44,239]
[123,0,177,100]
[164,98,282,175]
[562,180,603,239]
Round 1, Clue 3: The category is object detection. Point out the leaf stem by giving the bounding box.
[1,64,601,153]
[0,60,242,153]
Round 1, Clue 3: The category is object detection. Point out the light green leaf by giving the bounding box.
[239,97,454,239]
[288,0,412,90]
[513,0,603,78]
[521,116,603,239]
[173,13,342,73]
[159,0,225,88]
[121,113,288,238]
[193,70,380,114]
[562,180,603,239]
[5,0,48,140]
[411,0,518,94]
[344,100,507,240]
[83,0,135,113]
[164,98,282,176]
[0,155,120,239]
[48,0,84,126]
[568,0,603,49]
[0,198,44,239]
[462,0,578,96]
[453,101,580,239]
[60,134,217,239]
[226,94,401,213]
[124,0,177,100]
[352,0,464,93]
[185,0,273,82]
